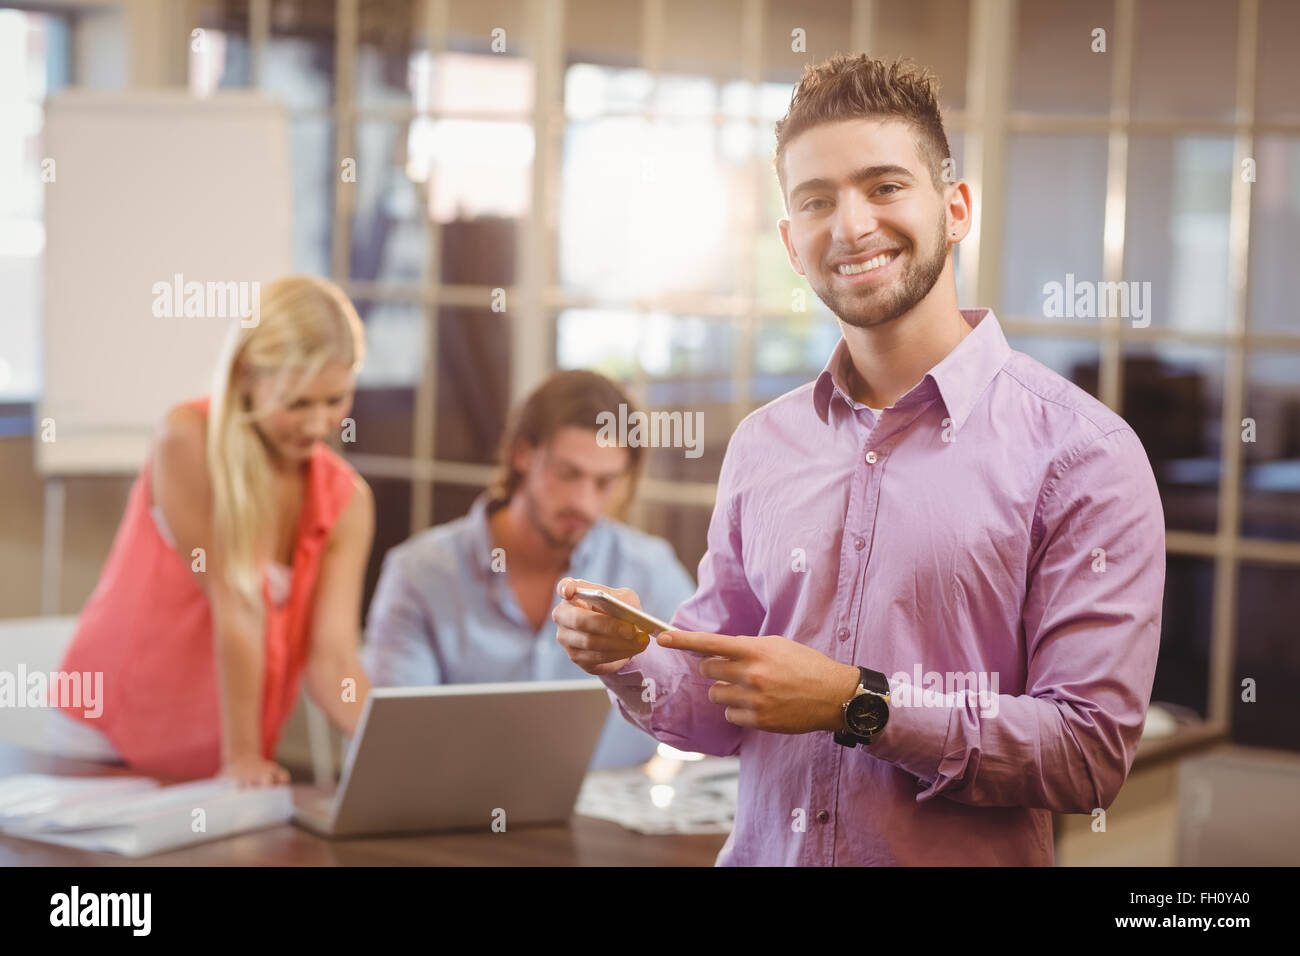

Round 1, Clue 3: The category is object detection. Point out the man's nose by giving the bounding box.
[830,190,879,247]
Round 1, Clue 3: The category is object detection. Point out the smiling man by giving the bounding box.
[554,54,1166,865]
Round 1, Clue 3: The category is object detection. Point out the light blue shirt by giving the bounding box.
[361,491,698,770]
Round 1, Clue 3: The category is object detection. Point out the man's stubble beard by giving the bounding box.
[521,481,583,552]
[811,212,950,330]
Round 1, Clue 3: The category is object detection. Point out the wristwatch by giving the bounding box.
[833,666,891,747]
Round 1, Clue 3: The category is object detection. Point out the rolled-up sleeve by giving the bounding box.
[866,426,1166,812]
[362,550,441,687]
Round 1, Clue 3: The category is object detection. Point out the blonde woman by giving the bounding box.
[50,276,375,786]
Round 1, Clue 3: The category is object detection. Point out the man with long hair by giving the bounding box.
[364,370,695,770]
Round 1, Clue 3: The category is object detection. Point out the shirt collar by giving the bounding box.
[465,489,605,577]
[812,308,1010,437]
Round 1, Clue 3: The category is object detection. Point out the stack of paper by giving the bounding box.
[0,774,292,857]
[576,756,738,834]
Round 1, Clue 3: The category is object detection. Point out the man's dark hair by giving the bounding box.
[489,370,644,516]
[774,53,952,200]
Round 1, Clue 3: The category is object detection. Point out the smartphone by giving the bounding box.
[573,587,673,637]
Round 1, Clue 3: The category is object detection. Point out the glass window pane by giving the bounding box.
[1131,0,1236,121]
[349,385,417,458]
[263,0,335,109]
[640,403,730,485]
[556,310,734,481]
[431,481,485,528]
[441,216,518,287]
[357,0,425,109]
[347,300,428,460]
[762,0,853,84]
[1000,135,1107,319]
[359,476,412,617]
[1234,563,1300,751]
[422,51,535,116]
[555,311,729,485]
[448,0,533,58]
[1012,0,1113,114]
[565,0,641,69]
[558,117,742,301]
[565,63,653,119]
[1257,0,1300,124]
[1247,135,1300,334]
[638,501,711,586]
[411,117,533,227]
[1242,350,1300,542]
[350,119,429,285]
[871,0,970,112]
[1151,555,1214,720]
[663,0,745,81]
[436,307,510,464]
[751,316,843,405]
[1003,334,1102,398]
[755,163,819,314]
[288,117,334,277]
[0,9,67,401]
[1124,343,1225,535]
[557,310,736,378]
[355,300,428,390]
[191,2,252,93]
[1125,136,1234,332]
[557,307,644,376]
[651,74,717,119]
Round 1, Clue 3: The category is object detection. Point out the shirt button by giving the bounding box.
[836,627,849,642]
[816,810,830,824]
[865,450,878,464]
[853,537,865,551]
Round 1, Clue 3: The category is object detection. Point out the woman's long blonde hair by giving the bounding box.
[207,276,365,605]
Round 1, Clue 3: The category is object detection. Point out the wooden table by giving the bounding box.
[0,743,729,866]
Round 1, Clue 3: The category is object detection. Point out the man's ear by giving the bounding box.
[511,439,536,477]
[944,180,974,243]
[777,218,806,276]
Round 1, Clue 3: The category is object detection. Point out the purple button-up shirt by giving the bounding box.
[600,308,1165,865]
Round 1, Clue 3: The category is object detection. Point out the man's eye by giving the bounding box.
[803,198,830,211]
[876,183,901,196]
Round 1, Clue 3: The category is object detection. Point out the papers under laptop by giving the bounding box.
[0,774,292,857]
[291,679,610,838]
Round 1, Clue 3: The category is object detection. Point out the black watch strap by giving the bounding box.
[857,666,889,696]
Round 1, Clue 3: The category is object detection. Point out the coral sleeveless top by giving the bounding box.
[56,396,358,778]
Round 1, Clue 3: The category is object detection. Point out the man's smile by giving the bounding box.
[830,249,901,284]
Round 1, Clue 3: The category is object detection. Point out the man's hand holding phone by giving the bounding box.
[553,577,658,676]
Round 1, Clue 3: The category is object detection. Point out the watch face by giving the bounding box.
[847,694,888,736]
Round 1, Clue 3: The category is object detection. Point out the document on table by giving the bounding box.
[0,773,292,857]
[575,756,738,835]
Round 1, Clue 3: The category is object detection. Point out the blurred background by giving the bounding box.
[0,0,1298,865]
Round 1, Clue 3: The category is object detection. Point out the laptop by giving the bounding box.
[292,680,611,838]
